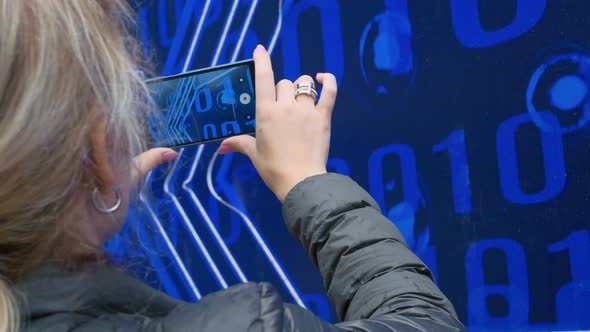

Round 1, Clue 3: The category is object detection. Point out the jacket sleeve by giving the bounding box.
[281,173,466,331]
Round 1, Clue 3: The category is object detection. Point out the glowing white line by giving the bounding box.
[164,152,228,288]
[206,152,307,307]
[141,0,224,297]
[181,0,250,283]
[139,174,202,299]
[267,0,283,54]
[171,78,192,141]
[231,0,259,62]
[182,148,247,282]
[166,0,256,289]
[182,0,212,72]
[203,0,306,308]
[212,0,240,66]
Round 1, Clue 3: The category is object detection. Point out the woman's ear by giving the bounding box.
[88,117,114,194]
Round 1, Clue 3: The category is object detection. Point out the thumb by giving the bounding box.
[132,148,179,184]
[218,135,257,158]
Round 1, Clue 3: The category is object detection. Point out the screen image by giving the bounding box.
[148,61,255,147]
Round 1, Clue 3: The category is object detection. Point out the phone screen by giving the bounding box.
[146,60,256,148]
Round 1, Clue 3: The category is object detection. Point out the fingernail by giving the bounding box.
[162,150,179,162]
[255,44,266,53]
[217,145,232,155]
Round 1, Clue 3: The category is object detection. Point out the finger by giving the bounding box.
[315,73,338,115]
[276,79,294,102]
[218,135,257,159]
[132,148,179,184]
[253,45,276,105]
[293,75,316,106]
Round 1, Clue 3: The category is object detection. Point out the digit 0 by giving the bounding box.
[281,0,344,85]
[496,112,566,205]
[203,123,217,140]
[368,144,420,211]
[451,0,546,48]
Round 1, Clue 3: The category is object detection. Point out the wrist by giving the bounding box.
[275,169,327,203]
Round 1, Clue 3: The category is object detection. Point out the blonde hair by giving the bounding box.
[0,1,151,330]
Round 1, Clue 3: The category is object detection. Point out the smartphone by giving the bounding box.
[146,59,256,148]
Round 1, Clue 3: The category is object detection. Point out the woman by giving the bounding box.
[0,1,465,331]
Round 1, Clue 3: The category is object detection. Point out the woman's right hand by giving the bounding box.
[217,45,338,202]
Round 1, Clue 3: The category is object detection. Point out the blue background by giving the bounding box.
[107,1,590,330]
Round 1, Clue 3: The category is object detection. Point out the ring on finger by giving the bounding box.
[295,82,317,101]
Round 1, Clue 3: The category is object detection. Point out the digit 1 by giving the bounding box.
[548,230,590,281]
[433,129,472,214]
[548,231,590,325]
[465,238,529,328]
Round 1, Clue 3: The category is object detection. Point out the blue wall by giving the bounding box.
[108,1,590,330]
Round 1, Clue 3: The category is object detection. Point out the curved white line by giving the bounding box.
[182,0,258,282]
[139,0,215,300]
[182,148,247,282]
[203,0,306,308]
[143,0,228,295]
[206,152,306,307]
[140,173,202,299]
[164,150,228,289]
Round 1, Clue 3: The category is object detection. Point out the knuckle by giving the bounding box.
[297,74,314,83]
[323,85,338,96]
[277,79,292,86]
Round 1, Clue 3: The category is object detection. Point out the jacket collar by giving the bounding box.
[14,262,183,320]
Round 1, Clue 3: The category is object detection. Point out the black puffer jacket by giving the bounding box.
[16,174,466,331]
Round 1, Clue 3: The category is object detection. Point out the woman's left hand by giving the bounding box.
[131,148,179,185]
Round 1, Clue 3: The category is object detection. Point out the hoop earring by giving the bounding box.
[92,187,122,214]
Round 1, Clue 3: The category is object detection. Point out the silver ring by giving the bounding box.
[295,81,317,101]
[297,81,315,89]
[92,187,122,214]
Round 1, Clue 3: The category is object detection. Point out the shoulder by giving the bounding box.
[18,263,330,331]
[21,282,289,331]
[153,282,333,331]
[181,282,286,330]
